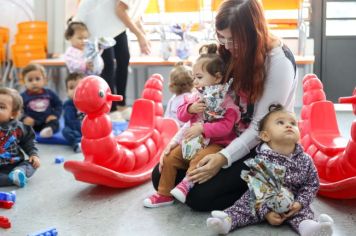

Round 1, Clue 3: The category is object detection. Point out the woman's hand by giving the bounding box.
[282,202,302,219]
[188,100,206,114]
[265,211,285,226]
[138,35,151,55]
[184,123,203,140]
[188,153,227,184]
[159,142,178,172]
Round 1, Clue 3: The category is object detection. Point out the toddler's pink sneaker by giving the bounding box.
[143,193,174,208]
[170,178,193,203]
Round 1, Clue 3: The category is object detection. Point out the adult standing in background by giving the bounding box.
[75,0,151,120]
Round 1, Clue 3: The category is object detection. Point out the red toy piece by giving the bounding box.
[64,75,179,188]
[0,201,14,209]
[299,74,356,199]
[0,216,11,229]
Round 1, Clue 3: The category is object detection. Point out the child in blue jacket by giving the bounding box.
[62,72,85,152]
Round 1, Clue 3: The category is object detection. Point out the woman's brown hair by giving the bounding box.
[215,0,270,102]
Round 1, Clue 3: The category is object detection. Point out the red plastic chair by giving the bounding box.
[309,100,348,157]
[116,99,155,148]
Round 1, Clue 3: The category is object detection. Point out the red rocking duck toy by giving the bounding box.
[299,74,356,199]
[64,75,179,188]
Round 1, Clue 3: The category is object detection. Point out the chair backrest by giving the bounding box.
[0,37,4,63]
[12,43,45,54]
[164,0,201,12]
[0,27,10,62]
[15,33,47,48]
[12,51,46,68]
[18,21,47,34]
[0,27,10,45]
[11,43,46,67]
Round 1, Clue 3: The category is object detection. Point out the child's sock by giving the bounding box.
[8,169,27,188]
[299,218,333,236]
[40,127,53,138]
[206,210,231,235]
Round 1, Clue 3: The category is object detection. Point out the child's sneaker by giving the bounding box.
[170,178,194,203]
[39,127,53,138]
[143,193,174,208]
[8,169,27,188]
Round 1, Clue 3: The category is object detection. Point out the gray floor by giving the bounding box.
[0,109,355,236]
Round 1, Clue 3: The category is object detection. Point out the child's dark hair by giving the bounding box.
[169,62,193,95]
[21,63,46,79]
[0,87,23,114]
[64,19,88,40]
[65,72,85,89]
[195,43,225,84]
[258,104,285,132]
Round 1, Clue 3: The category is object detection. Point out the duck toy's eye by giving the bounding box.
[98,90,104,98]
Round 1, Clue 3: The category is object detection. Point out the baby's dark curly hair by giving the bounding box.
[258,104,285,132]
[169,62,193,95]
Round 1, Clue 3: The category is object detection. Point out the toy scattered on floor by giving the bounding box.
[64,74,179,188]
[0,191,16,209]
[299,74,356,199]
[0,191,16,202]
[27,227,58,236]
[0,216,11,229]
[54,156,65,164]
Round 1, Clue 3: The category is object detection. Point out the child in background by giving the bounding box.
[164,62,193,127]
[143,44,240,207]
[0,88,40,188]
[62,72,85,153]
[21,64,63,138]
[64,20,114,76]
[206,104,334,236]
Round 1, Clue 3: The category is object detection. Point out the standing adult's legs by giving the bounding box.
[100,46,116,111]
[113,31,130,107]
